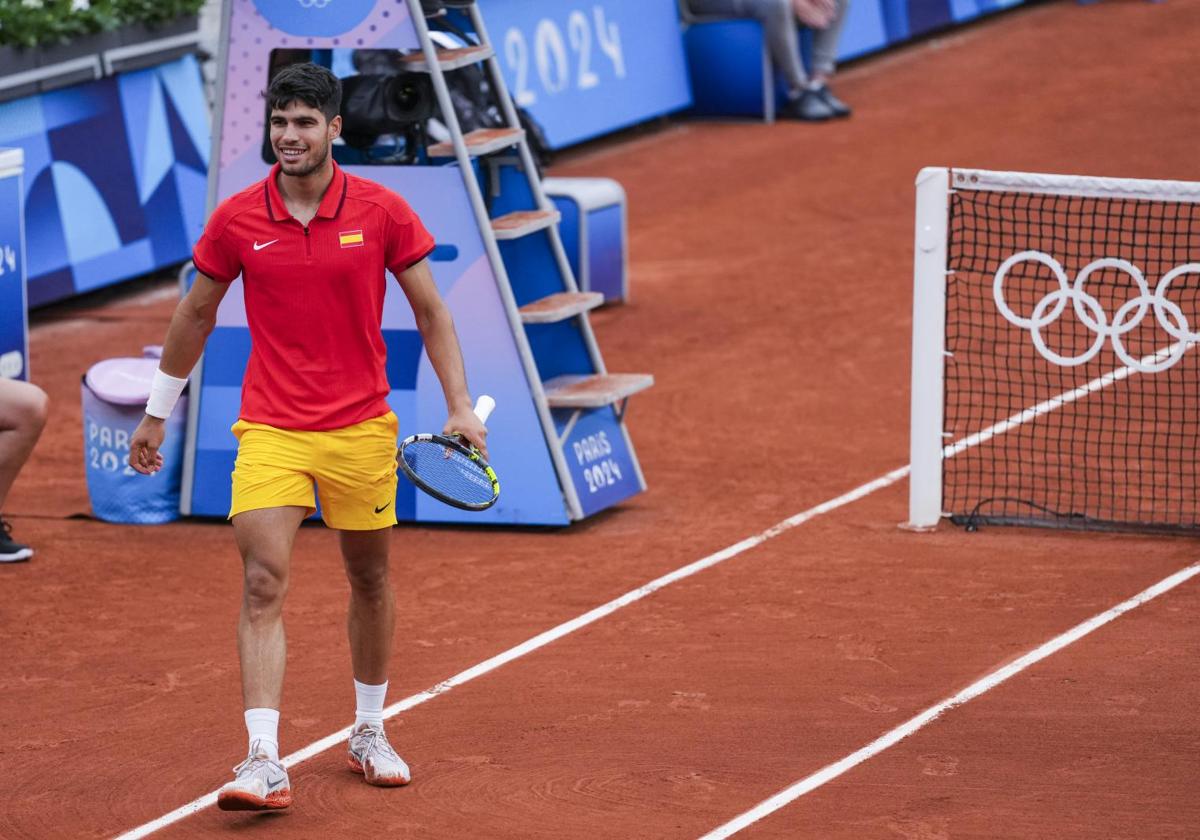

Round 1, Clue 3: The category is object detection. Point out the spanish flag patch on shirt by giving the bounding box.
[339,229,365,248]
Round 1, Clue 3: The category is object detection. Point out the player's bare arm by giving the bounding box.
[394,258,488,459]
[128,273,231,475]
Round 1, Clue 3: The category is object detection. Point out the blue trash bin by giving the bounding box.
[82,357,188,524]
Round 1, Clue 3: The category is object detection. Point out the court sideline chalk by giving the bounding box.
[113,348,1179,839]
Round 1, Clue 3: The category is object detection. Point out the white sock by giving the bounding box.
[354,679,388,729]
[244,708,280,760]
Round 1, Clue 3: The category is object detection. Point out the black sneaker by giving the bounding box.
[813,84,851,118]
[782,90,835,122]
[0,518,33,563]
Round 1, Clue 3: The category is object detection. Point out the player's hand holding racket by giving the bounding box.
[398,395,499,511]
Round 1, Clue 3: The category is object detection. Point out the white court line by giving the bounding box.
[112,467,911,840]
[114,345,1184,839]
[699,561,1200,839]
[695,340,1196,839]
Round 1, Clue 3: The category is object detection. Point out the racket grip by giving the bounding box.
[474,394,496,423]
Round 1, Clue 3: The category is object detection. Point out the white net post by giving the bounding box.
[907,167,950,529]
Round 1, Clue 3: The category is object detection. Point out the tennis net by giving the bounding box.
[908,168,1200,533]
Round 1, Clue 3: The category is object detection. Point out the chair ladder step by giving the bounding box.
[543,373,654,408]
[428,127,525,159]
[492,208,561,241]
[403,45,493,73]
[519,291,604,324]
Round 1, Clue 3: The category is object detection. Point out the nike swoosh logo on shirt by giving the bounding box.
[253,239,279,251]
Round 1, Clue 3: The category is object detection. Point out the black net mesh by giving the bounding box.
[943,183,1200,532]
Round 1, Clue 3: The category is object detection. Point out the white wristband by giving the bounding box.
[145,369,188,419]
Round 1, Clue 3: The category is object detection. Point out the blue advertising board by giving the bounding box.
[0,149,27,380]
[478,0,692,149]
[556,407,643,517]
[0,55,209,308]
[880,0,1025,42]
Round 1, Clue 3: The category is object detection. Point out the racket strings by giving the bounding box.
[401,441,496,505]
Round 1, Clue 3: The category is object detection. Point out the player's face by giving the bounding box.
[269,101,342,178]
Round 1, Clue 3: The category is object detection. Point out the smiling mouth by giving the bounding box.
[278,147,307,161]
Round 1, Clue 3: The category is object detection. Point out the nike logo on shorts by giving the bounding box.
[375,502,391,514]
[253,239,279,251]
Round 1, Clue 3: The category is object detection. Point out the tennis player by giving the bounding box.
[128,62,487,812]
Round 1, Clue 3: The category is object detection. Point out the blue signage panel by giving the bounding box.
[0,155,27,381]
[478,0,693,149]
[836,0,889,60]
[0,56,209,308]
[556,407,643,517]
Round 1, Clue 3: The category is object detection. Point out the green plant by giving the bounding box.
[0,0,205,50]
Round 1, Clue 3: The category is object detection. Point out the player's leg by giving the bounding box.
[216,505,307,811]
[341,526,395,685]
[0,379,48,562]
[315,411,409,786]
[218,420,317,812]
[233,506,308,709]
[338,525,410,785]
[318,414,400,679]
[314,413,399,675]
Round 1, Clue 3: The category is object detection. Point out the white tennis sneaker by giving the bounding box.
[347,723,411,786]
[216,741,292,811]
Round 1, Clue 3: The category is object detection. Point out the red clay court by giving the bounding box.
[3,1,1199,837]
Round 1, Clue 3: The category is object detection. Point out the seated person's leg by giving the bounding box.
[689,0,831,120]
[808,0,852,117]
[747,0,813,99]
[0,378,49,562]
[745,0,841,120]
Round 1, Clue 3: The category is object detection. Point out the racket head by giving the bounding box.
[397,433,500,511]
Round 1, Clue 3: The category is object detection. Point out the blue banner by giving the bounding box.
[478,0,692,149]
[557,407,643,517]
[0,56,209,308]
[0,157,26,380]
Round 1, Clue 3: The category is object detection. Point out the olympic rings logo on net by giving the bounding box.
[296,0,333,8]
[992,251,1200,373]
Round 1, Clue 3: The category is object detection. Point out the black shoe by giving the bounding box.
[782,90,835,122]
[812,84,851,118]
[423,0,473,12]
[0,517,33,563]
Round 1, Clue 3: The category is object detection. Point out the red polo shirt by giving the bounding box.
[192,162,435,431]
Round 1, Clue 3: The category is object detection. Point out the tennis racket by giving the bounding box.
[397,395,499,511]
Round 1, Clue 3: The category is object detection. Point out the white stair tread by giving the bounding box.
[543,373,654,408]
[402,45,494,72]
[492,208,561,241]
[519,291,604,324]
[428,127,524,159]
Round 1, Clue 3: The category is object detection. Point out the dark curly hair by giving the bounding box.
[266,62,342,123]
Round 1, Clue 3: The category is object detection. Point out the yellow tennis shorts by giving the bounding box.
[229,411,399,530]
